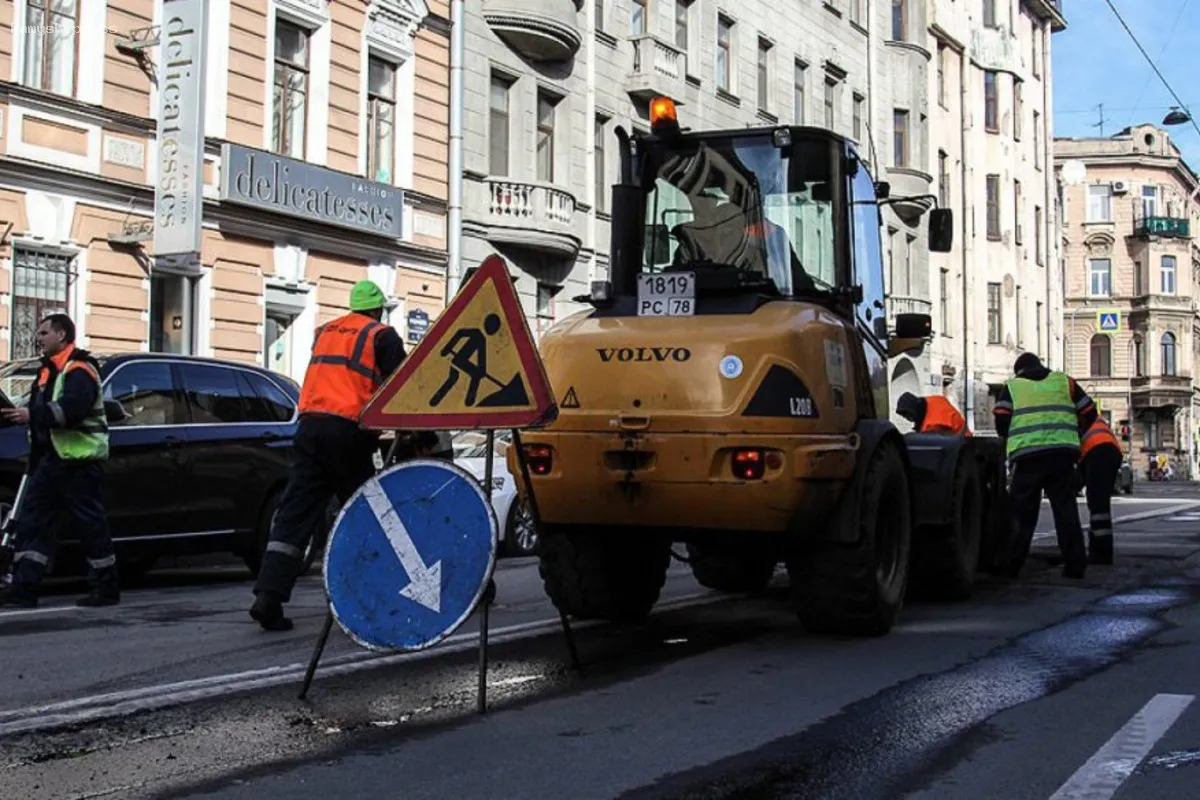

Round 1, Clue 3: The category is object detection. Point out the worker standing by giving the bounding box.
[896,392,972,436]
[250,280,406,631]
[1079,416,1122,565]
[0,314,117,608]
[993,353,1097,579]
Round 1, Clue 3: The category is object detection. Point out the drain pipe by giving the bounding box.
[959,46,973,430]
[445,0,464,298]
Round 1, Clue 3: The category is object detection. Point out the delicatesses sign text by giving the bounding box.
[218,144,404,239]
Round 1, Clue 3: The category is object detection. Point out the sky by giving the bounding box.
[1051,0,1200,170]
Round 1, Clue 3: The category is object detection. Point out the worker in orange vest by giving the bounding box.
[1079,416,1122,565]
[250,280,407,631]
[895,392,972,436]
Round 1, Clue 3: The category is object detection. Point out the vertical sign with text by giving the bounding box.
[154,0,209,263]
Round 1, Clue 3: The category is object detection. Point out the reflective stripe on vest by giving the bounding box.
[1080,417,1121,461]
[1005,371,1080,458]
[297,313,384,420]
[921,395,970,436]
[49,359,109,461]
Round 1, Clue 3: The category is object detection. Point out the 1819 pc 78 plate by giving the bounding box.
[637,272,695,316]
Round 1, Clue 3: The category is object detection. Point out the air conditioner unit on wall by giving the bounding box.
[1112,180,1129,194]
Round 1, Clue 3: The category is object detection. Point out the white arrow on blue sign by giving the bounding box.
[1098,312,1120,331]
[324,458,498,652]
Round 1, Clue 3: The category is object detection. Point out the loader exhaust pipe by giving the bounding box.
[609,126,643,297]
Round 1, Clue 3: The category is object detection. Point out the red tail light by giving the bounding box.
[524,444,553,475]
[731,449,765,480]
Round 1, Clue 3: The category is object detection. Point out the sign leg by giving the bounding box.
[477,576,496,714]
[299,609,335,700]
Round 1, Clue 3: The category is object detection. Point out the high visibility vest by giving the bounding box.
[297,312,385,421]
[1004,371,1081,459]
[921,395,971,437]
[1080,417,1121,461]
[47,358,109,461]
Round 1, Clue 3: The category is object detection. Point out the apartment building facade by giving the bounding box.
[0,0,449,383]
[922,0,1067,431]
[1056,124,1200,480]
[462,0,918,341]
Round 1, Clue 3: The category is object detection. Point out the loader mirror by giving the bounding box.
[875,181,890,199]
[895,312,933,339]
[104,399,129,424]
[928,209,953,252]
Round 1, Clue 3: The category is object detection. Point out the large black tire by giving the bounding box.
[537,525,671,622]
[685,541,776,593]
[910,454,983,601]
[788,439,912,637]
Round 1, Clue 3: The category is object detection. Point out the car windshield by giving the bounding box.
[640,132,836,296]
[461,433,511,460]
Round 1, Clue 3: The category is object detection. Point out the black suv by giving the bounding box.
[0,353,331,578]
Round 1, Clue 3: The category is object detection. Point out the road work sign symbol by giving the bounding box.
[360,254,558,430]
[324,459,497,652]
[1097,310,1121,332]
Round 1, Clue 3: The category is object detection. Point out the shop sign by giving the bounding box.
[406,308,430,344]
[219,144,405,239]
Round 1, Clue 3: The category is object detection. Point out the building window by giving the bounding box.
[489,74,511,175]
[595,0,604,30]
[1090,334,1111,377]
[272,21,309,159]
[10,247,73,360]
[536,91,556,183]
[630,0,646,35]
[150,273,198,355]
[1161,332,1177,376]
[1015,286,1022,346]
[1036,301,1044,355]
[987,282,1001,344]
[1161,255,1177,294]
[1134,260,1143,296]
[1032,27,1041,77]
[757,38,771,112]
[675,1,690,72]
[938,150,950,207]
[265,311,297,377]
[939,268,950,335]
[1089,258,1112,297]
[986,174,1000,239]
[1014,180,1022,244]
[848,0,860,24]
[716,16,733,93]
[937,43,947,108]
[984,71,998,132]
[366,57,396,183]
[595,115,607,213]
[891,0,906,41]
[1014,79,1023,140]
[1034,110,1042,169]
[852,94,863,141]
[1134,335,1145,376]
[824,78,837,129]
[1087,184,1113,222]
[23,0,78,96]
[893,109,909,167]
[1142,184,1158,218]
[536,283,556,336]
[983,0,996,27]
[1035,205,1043,265]
[793,61,806,124]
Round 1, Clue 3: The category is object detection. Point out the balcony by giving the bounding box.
[888,296,933,317]
[626,34,687,102]
[883,167,934,221]
[482,178,580,259]
[483,0,581,62]
[1133,216,1190,239]
[1131,374,1193,410]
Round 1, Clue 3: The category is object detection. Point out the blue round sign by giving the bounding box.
[323,458,498,652]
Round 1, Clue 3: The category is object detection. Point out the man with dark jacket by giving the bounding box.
[993,352,1097,579]
[0,314,117,608]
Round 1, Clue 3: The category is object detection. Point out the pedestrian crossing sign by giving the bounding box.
[359,254,558,431]
[1097,310,1121,332]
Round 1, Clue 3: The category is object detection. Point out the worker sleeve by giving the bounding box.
[46,363,100,429]
[992,385,1013,438]
[374,326,407,378]
[1069,378,1098,433]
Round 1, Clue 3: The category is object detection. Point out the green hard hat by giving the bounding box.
[349,279,387,311]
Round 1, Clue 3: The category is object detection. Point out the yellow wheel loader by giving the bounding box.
[509,98,1013,635]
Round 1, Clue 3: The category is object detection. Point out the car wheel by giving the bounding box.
[505,499,538,557]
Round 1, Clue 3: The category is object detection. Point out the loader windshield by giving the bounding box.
[640,132,835,296]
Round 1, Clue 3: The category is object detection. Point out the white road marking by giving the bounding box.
[1034,502,1200,539]
[360,477,442,613]
[1048,693,1194,799]
[0,605,83,619]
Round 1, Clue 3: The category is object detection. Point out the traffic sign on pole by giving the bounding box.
[323,458,498,652]
[360,254,558,431]
[1097,310,1121,332]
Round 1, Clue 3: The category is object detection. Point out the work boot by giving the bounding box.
[250,591,294,631]
[0,584,37,608]
[1088,534,1114,566]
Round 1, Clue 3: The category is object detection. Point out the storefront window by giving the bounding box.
[150,273,197,355]
[264,312,296,376]
[11,246,73,360]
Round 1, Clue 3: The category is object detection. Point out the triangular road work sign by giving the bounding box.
[360,254,558,431]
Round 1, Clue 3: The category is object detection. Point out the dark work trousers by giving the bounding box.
[254,415,378,603]
[10,457,116,601]
[1007,449,1087,574]
[1082,445,1122,564]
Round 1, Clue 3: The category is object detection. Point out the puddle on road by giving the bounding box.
[1142,748,1200,771]
[623,583,1200,800]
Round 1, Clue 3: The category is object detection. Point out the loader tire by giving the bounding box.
[789,439,911,637]
[537,525,670,622]
[686,541,776,593]
[910,454,983,602]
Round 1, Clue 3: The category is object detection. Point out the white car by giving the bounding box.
[453,431,537,557]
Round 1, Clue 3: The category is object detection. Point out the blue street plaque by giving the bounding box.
[324,458,498,652]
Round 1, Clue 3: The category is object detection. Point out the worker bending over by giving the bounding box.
[896,392,971,436]
[1079,416,1122,565]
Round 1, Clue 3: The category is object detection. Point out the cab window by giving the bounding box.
[848,153,887,347]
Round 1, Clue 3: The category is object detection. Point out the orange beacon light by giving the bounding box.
[649,96,680,133]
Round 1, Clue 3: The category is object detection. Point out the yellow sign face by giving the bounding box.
[360,254,557,431]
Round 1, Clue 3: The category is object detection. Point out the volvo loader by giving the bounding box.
[509,98,1013,636]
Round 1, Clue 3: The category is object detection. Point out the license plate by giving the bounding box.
[637,272,695,317]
